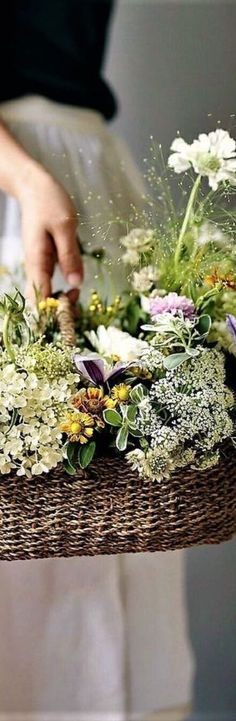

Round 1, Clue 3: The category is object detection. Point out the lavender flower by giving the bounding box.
[226,314,236,341]
[73,355,130,385]
[149,292,195,320]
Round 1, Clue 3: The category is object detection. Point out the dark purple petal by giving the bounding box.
[73,355,105,384]
[226,314,236,341]
[105,361,132,383]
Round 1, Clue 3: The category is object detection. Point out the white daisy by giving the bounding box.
[168,129,236,190]
[87,325,148,362]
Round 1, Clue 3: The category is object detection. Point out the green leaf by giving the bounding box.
[78,441,96,469]
[196,314,211,337]
[63,458,77,476]
[126,405,137,424]
[103,409,122,426]
[124,298,143,335]
[66,442,78,470]
[116,425,129,451]
[130,384,148,404]
[129,426,143,437]
[163,352,190,370]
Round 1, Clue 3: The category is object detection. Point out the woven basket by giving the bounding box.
[0,447,235,560]
[0,295,235,560]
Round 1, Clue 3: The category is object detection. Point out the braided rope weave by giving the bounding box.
[0,445,235,561]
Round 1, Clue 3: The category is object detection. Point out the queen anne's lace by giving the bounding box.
[127,348,234,482]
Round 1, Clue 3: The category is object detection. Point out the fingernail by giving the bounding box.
[67,273,82,288]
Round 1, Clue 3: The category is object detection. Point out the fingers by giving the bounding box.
[23,231,56,303]
[54,219,84,288]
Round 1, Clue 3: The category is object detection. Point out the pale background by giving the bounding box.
[105,2,236,720]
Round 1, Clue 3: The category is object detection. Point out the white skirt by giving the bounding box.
[0,96,194,720]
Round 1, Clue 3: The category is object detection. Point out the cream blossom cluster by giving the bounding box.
[0,362,77,476]
[168,129,236,190]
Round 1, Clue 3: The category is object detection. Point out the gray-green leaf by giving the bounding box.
[116,426,129,451]
[130,384,148,403]
[163,352,190,370]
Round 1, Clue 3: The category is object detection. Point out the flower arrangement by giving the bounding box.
[1,127,236,482]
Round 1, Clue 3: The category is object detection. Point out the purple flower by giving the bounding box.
[73,355,130,385]
[226,314,236,341]
[149,292,195,320]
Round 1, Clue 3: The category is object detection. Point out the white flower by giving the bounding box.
[0,362,77,476]
[126,448,145,471]
[122,248,140,266]
[197,221,230,247]
[31,461,50,476]
[131,265,159,293]
[168,129,236,190]
[0,454,12,474]
[120,228,155,253]
[87,325,148,362]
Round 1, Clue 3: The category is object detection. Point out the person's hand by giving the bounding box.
[19,167,83,301]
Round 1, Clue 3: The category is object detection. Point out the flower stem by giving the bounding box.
[174,174,201,271]
[3,313,15,362]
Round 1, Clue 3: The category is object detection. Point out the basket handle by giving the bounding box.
[56,294,76,347]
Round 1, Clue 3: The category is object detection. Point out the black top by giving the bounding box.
[0,1,116,120]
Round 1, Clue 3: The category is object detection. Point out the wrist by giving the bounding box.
[14,159,50,202]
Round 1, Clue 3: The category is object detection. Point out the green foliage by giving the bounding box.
[103,409,122,426]
[0,289,31,361]
[120,295,147,336]
[78,441,96,469]
[64,439,96,473]
[103,389,145,451]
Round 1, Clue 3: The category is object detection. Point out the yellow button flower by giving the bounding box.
[71,387,116,415]
[111,383,131,402]
[39,297,59,311]
[60,412,94,444]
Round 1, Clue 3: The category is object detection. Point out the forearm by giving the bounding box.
[0,119,45,199]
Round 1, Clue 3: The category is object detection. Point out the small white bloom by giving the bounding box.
[131,265,159,293]
[87,325,148,362]
[120,228,155,253]
[31,461,50,476]
[197,221,230,247]
[168,129,236,190]
[122,248,140,266]
[126,448,145,471]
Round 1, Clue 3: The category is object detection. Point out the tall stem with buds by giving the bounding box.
[174,175,201,270]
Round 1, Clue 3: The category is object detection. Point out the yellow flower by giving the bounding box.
[39,298,59,311]
[111,383,131,402]
[129,365,152,380]
[70,387,116,429]
[60,412,94,443]
[71,387,116,411]
[204,270,236,290]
